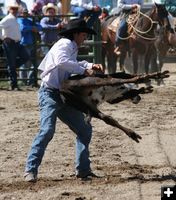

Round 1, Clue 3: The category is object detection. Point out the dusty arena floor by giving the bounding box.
[0,63,176,200]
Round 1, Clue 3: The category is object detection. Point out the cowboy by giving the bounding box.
[17,8,42,86]
[0,0,29,90]
[114,0,144,56]
[40,3,63,46]
[70,0,102,28]
[24,18,104,182]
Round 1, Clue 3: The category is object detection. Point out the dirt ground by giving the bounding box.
[0,63,176,200]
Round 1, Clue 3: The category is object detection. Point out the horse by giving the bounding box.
[101,4,170,75]
[101,15,119,73]
[149,19,176,85]
[154,17,176,72]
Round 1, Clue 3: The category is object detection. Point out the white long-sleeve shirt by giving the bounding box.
[38,38,93,89]
[70,0,100,10]
[0,13,21,41]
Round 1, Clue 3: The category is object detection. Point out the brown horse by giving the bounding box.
[154,19,176,72]
[150,20,176,85]
[101,4,170,75]
[101,15,119,73]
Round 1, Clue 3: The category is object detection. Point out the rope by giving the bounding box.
[133,29,158,41]
[117,7,159,41]
[128,10,158,35]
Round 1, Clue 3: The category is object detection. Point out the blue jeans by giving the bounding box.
[116,18,128,45]
[26,45,38,86]
[2,40,29,87]
[71,5,101,27]
[25,85,92,175]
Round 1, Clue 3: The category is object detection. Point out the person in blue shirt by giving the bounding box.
[114,0,144,56]
[40,3,64,55]
[17,8,42,86]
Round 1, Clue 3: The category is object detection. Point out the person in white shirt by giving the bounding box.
[24,18,104,182]
[0,0,29,90]
[70,0,102,27]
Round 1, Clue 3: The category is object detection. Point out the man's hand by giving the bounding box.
[92,64,104,72]
[84,64,104,76]
[132,4,141,12]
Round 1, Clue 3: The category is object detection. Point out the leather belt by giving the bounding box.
[41,82,60,92]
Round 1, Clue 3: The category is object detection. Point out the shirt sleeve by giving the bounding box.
[54,40,87,74]
[0,17,9,29]
[118,0,144,11]
[78,60,93,69]
[40,18,58,29]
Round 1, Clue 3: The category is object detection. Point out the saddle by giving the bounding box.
[107,13,139,36]
[108,17,120,33]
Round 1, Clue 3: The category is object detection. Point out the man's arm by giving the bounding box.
[118,0,144,11]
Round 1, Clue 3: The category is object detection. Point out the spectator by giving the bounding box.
[70,0,102,27]
[31,0,58,15]
[24,18,103,183]
[30,1,43,16]
[17,8,42,86]
[0,0,29,90]
[114,0,144,55]
[40,3,64,53]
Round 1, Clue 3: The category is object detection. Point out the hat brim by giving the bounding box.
[42,5,58,15]
[59,27,97,36]
[8,5,19,9]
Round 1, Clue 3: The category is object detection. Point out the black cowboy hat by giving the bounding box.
[59,18,97,36]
